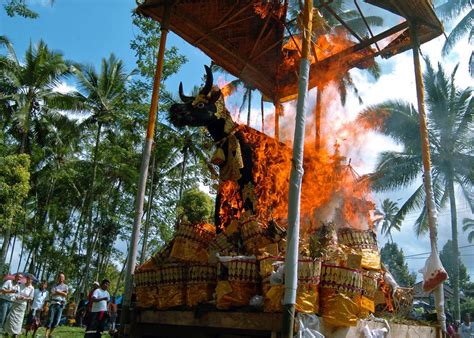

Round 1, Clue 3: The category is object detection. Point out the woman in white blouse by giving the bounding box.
[4,274,34,337]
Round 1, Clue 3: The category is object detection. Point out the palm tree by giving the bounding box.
[0,37,82,271]
[435,0,473,70]
[375,199,402,242]
[358,60,473,321]
[72,54,135,291]
[0,36,77,154]
[462,218,474,243]
[210,63,257,126]
[3,0,55,18]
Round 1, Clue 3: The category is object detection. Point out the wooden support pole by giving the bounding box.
[274,100,280,141]
[410,21,446,333]
[282,0,313,337]
[119,2,174,337]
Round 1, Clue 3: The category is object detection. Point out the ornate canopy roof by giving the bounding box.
[137,0,443,102]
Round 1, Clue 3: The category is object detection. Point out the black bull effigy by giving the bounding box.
[170,66,292,234]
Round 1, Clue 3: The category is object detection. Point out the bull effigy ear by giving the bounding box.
[201,65,213,96]
[179,82,193,102]
[208,88,221,104]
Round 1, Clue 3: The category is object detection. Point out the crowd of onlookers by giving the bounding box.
[0,272,118,337]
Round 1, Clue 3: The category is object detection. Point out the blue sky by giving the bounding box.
[0,0,211,91]
[2,1,473,280]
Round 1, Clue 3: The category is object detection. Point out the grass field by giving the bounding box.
[25,326,109,337]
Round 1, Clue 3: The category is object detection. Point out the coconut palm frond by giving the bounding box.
[442,9,474,56]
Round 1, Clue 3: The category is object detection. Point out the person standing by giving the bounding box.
[459,313,474,338]
[4,274,34,337]
[0,273,22,332]
[85,279,110,338]
[45,273,68,338]
[75,292,87,327]
[107,296,118,333]
[25,280,48,337]
[83,281,99,327]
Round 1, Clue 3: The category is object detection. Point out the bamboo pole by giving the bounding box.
[281,1,313,337]
[410,21,446,333]
[119,3,173,336]
[140,147,157,265]
[274,100,280,141]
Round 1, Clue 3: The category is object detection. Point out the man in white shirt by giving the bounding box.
[45,273,68,338]
[85,279,110,338]
[0,273,22,332]
[459,313,474,338]
[25,280,49,337]
[4,274,34,336]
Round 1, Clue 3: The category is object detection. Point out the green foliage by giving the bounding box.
[0,154,30,228]
[0,36,78,155]
[462,218,474,243]
[0,33,191,291]
[359,60,473,236]
[440,240,470,290]
[360,59,472,320]
[434,0,473,69]
[375,199,402,241]
[130,12,187,95]
[177,187,214,224]
[380,242,416,287]
[461,298,474,317]
[3,0,39,18]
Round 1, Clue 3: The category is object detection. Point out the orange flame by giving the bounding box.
[217,31,380,234]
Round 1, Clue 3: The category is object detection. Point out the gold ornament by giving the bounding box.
[211,147,226,165]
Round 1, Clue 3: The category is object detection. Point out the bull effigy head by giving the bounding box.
[169,65,223,128]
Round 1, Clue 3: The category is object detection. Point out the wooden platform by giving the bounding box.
[133,310,282,337]
[132,309,442,338]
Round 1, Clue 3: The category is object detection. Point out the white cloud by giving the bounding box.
[54,81,76,94]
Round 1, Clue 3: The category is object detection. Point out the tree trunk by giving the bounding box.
[19,109,30,154]
[0,224,12,273]
[7,234,16,272]
[178,148,189,202]
[23,249,31,272]
[70,193,89,257]
[114,253,128,297]
[28,246,36,274]
[261,96,265,133]
[81,122,102,291]
[16,241,24,272]
[447,177,460,321]
[81,218,100,293]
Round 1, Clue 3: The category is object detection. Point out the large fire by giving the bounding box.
[217,30,378,237]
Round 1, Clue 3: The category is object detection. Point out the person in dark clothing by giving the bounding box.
[75,293,87,327]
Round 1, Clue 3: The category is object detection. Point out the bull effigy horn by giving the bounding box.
[179,82,193,102]
[201,65,213,96]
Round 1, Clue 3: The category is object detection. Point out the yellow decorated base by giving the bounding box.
[320,288,360,327]
[216,280,258,310]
